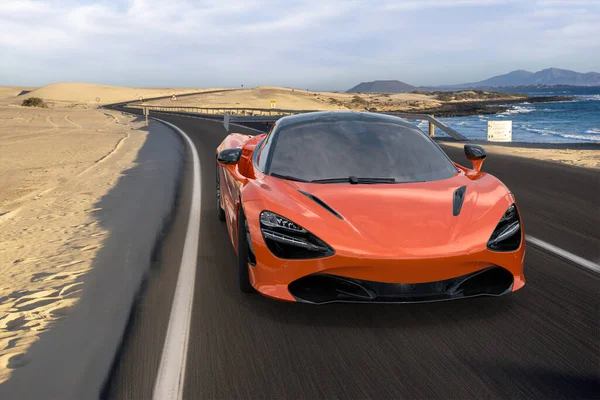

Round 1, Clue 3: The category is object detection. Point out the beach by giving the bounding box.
[439,140,600,170]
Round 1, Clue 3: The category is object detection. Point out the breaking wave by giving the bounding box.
[416,120,428,129]
[524,126,600,142]
[501,105,535,115]
[576,94,600,101]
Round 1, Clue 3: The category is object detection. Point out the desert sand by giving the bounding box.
[140,86,441,112]
[14,82,226,106]
[0,93,150,383]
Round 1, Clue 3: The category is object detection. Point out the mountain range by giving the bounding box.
[346,68,600,93]
[448,68,600,88]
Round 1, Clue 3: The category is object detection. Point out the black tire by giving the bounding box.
[237,209,255,293]
[216,166,225,222]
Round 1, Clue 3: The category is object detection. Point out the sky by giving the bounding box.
[1,0,599,90]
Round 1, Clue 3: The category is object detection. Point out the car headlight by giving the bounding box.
[487,204,522,251]
[260,211,334,259]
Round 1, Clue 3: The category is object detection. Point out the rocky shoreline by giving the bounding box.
[399,95,573,118]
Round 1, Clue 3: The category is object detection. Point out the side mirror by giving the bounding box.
[217,148,242,165]
[464,144,486,172]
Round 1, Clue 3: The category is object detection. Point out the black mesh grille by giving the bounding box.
[288,267,514,304]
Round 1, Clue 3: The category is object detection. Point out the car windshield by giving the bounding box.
[268,117,458,183]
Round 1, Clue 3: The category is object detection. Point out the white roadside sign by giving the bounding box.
[223,113,230,132]
[488,120,512,142]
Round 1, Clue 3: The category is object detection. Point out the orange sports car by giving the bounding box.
[215,111,525,303]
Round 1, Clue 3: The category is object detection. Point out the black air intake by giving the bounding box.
[453,186,467,216]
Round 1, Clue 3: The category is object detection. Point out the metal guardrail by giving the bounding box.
[103,89,235,108]
[127,104,467,141]
[128,104,320,117]
[386,112,467,141]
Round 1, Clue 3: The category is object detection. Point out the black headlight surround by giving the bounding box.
[260,211,334,260]
[487,204,522,252]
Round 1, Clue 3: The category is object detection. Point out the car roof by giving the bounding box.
[275,111,419,131]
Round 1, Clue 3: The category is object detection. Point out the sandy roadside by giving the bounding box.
[140,86,443,112]
[0,102,148,383]
[440,141,600,170]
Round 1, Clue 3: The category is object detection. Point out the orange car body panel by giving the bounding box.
[217,131,525,302]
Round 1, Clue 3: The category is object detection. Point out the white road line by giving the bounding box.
[526,235,600,273]
[152,118,201,400]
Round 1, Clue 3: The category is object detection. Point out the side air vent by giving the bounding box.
[453,186,467,216]
[298,190,343,220]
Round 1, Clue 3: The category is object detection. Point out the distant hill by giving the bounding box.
[448,68,600,88]
[347,80,416,93]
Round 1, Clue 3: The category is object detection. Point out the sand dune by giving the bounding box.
[0,87,37,100]
[0,103,148,383]
[141,86,440,112]
[13,82,226,105]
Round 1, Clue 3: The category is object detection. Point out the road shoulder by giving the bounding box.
[0,120,184,400]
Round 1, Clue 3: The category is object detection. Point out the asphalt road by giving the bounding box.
[106,113,599,400]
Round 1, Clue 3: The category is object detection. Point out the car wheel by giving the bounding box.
[216,166,225,221]
[237,209,255,293]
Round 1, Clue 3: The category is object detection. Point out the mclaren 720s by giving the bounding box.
[215,111,525,304]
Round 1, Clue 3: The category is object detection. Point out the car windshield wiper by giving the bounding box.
[310,176,396,184]
[270,172,310,182]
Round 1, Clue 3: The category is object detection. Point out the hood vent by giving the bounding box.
[453,186,467,216]
[298,190,343,220]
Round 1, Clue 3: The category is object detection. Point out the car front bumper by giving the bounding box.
[248,242,526,303]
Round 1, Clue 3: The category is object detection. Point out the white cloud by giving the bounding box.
[0,0,51,13]
[383,0,514,10]
[536,0,600,5]
[0,0,598,88]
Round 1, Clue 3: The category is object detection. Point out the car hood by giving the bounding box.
[288,173,510,256]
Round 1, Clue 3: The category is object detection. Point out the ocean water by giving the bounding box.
[416,87,600,143]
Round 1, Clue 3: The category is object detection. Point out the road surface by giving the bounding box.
[105,112,599,400]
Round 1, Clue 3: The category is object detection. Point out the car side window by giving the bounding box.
[256,125,276,172]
